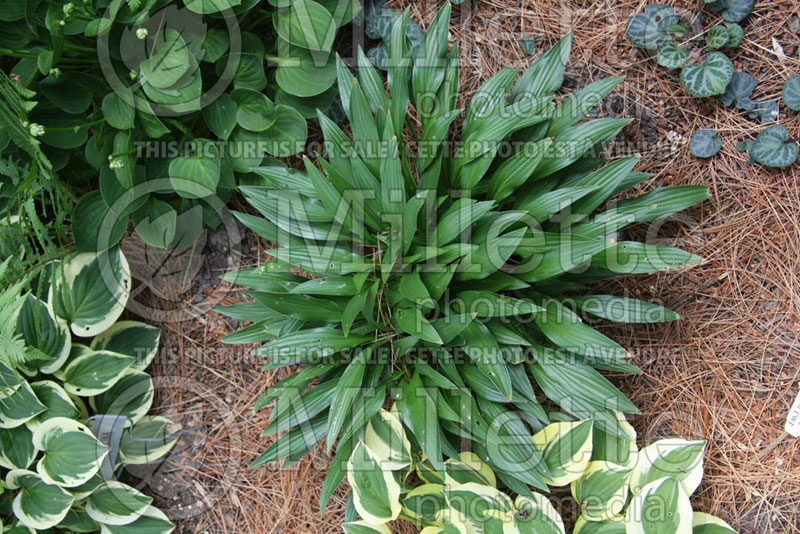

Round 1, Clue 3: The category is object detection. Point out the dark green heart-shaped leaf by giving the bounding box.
[260,105,307,157]
[202,93,237,140]
[275,42,337,97]
[274,0,336,52]
[717,71,756,109]
[133,198,177,248]
[749,125,798,168]
[140,28,191,89]
[72,191,127,253]
[782,75,800,111]
[724,22,744,48]
[690,129,723,158]
[747,99,778,124]
[656,39,689,69]
[168,139,221,198]
[102,92,135,130]
[705,25,730,49]
[231,88,277,132]
[708,0,754,23]
[680,52,733,97]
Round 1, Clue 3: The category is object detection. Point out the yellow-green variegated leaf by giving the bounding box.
[442,482,516,534]
[532,420,593,486]
[629,439,706,496]
[63,350,136,396]
[347,442,402,525]
[416,456,445,485]
[570,461,632,521]
[364,409,412,470]
[90,321,161,372]
[85,481,153,525]
[592,412,638,468]
[32,417,109,487]
[89,370,154,423]
[443,451,496,488]
[98,505,175,534]
[342,520,392,534]
[432,512,471,534]
[625,477,692,534]
[0,425,36,470]
[50,248,131,338]
[0,382,46,429]
[691,512,737,534]
[402,484,446,523]
[117,416,178,465]
[26,381,80,432]
[514,493,565,534]
[6,469,74,529]
[574,514,625,534]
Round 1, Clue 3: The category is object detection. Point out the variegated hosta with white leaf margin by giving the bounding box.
[691,512,737,534]
[574,514,626,534]
[222,4,708,508]
[117,416,179,465]
[347,441,403,525]
[342,520,392,534]
[364,409,412,471]
[85,480,153,526]
[13,294,71,375]
[402,484,447,524]
[532,420,594,486]
[628,439,706,496]
[5,469,74,530]
[441,482,517,534]
[49,247,131,338]
[591,411,638,469]
[625,477,693,534]
[98,506,175,534]
[90,321,162,372]
[571,461,632,521]
[443,451,497,488]
[31,417,109,487]
[514,493,565,534]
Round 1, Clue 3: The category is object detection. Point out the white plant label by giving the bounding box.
[786,387,800,438]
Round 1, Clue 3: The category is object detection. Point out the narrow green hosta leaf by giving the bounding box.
[453,291,542,317]
[169,138,221,199]
[680,52,733,98]
[514,493,566,534]
[625,4,678,49]
[707,0,754,23]
[231,88,277,132]
[547,76,624,136]
[510,33,572,101]
[724,23,744,48]
[629,438,707,495]
[203,93,238,140]
[327,348,369,449]
[102,92,135,130]
[15,294,70,374]
[63,350,135,397]
[6,469,74,529]
[394,307,442,344]
[573,515,625,534]
[118,416,178,465]
[572,295,680,323]
[251,413,328,467]
[487,139,551,201]
[86,481,152,526]
[705,25,730,49]
[625,477,693,534]
[590,242,702,275]
[749,125,798,168]
[570,461,632,521]
[90,321,161,372]
[690,129,723,158]
[0,382,47,429]
[535,118,632,178]
[0,425,36,470]
[783,75,800,111]
[592,411,638,468]
[396,370,442,472]
[347,441,402,525]
[532,420,593,486]
[97,506,175,534]
[274,0,337,51]
[32,418,109,487]
[464,68,518,128]
[691,512,737,534]
[132,198,177,249]
[364,409,412,470]
[657,40,690,70]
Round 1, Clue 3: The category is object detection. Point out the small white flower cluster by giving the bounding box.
[136,28,149,40]
[108,155,124,170]
[22,121,45,137]
[49,68,62,77]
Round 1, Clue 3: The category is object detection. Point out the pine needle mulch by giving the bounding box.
[134,1,800,532]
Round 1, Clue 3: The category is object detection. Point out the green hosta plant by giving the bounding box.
[0,247,177,533]
[220,3,708,507]
[0,0,361,253]
[344,409,737,534]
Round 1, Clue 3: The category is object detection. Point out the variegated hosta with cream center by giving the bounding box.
[220,1,708,520]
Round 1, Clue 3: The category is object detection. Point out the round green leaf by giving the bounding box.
[275,87,338,118]
[705,25,729,50]
[139,28,191,89]
[86,481,152,526]
[63,350,136,397]
[6,470,74,529]
[168,138,221,198]
[231,88,277,131]
[39,72,94,114]
[274,0,337,52]
[202,93,237,140]
[750,125,798,168]
[680,52,733,98]
[32,418,109,488]
[260,105,308,157]
[625,4,678,49]
[656,39,689,70]
[275,43,337,98]
[708,0,754,23]
[782,75,800,111]
[690,129,722,158]
[102,92,136,130]
[50,247,131,337]
[90,320,162,371]
[133,198,177,249]
[724,22,744,48]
